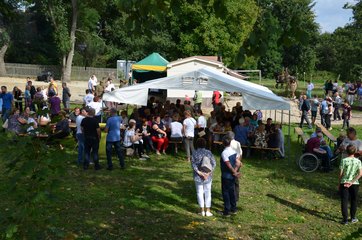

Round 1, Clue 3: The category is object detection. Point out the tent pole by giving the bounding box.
[274,110,276,122]
[288,110,291,162]
[281,110,284,125]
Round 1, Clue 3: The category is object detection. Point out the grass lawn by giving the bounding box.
[1,124,362,239]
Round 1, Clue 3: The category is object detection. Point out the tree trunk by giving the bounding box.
[0,44,8,77]
[62,0,78,83]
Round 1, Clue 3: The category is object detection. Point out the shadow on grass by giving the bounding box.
[342,228,362,240]
[266,193,336,222]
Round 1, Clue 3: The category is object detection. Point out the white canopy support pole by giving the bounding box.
[288,110,291,161]
[281,110,284,125]
[274,110,276,122]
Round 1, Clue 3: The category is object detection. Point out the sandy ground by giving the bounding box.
[1,76,361,125]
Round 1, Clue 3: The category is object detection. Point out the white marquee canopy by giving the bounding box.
[103,67,290,110]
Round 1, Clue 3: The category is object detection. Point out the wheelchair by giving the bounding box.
[298,152,339,173]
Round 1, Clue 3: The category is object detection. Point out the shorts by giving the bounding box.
[311,111,317,118]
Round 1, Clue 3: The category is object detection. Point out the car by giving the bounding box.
[37,71,53,82]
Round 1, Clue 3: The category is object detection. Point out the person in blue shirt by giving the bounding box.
[105,108,124,170]
[0,86,14,122]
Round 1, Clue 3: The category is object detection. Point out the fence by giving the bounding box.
[4,63,117,81]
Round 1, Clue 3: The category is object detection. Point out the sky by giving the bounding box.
[313,0,354,33]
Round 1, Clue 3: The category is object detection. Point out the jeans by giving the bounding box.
[343,118,350,129]
[106,141,125,168]
[299,111,311,128]
[184,137,194,159]
[320,113,326,126]
[325,114,332,129]
[195,180,212,208]
[84,137,100,169]
[221,177,237,214]
[63,100,70,111]
[76,133,85,165]
[235,176,240,202]
[340,184,359,221]
[1,108,10,122]
[334,106,341,120]
[347,94,355,106]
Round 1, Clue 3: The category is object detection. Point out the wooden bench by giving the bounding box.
[294,127,304,144]
[316,123,337,146]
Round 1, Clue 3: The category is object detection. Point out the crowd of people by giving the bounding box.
[300,79,362,130]
[1,75,362,221]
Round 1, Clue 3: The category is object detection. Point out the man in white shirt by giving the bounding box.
[226,131,242,203]
[339,127,362,159]
[76,108,88,165]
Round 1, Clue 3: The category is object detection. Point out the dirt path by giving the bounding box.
[1,77,361,125]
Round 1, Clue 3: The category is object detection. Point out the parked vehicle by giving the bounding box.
[37,71,53,82]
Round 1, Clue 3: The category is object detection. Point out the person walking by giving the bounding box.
[191,138,216,217]
[306,80,314,99]
[311,95,319,126]
[342,102,352,130]
[325,98,334,130]
[75,108,87,165]
[105,108,125,170]
[62,82,71,112]
[338,144,362,225]
[81,108,101,170]
[299,95,312,129]
[220,135,241,216]
[183,110,197,162]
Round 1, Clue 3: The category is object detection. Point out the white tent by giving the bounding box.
[103,67,290,110]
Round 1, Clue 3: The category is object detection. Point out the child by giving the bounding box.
[341,101,352,130]
[338,144,362,225]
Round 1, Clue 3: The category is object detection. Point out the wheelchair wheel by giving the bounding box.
[299,153,320,173]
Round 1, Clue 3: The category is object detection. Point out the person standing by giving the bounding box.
[299,95,312,129]
[0,86,14,122]
[347,83,356,106]
[338,145,362,225]
[81,108,101,170]
[62,82,71,111]
[12,86,23,112]
[334,92,342,121]
[212,90,221,110]
[191,138,216,217]
[325,98,334,130]
[311,95,319,126]
[342,102,352,130]
[306,80,314,99]
[320,98,328,127]
[105,108,125,170]
[183,110,197,162]
[48,92,61,118]
[193,90,203,112]
[220,136,241,216]
[76,108,87,165]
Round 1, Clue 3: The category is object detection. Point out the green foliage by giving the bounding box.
[0,133,66,239]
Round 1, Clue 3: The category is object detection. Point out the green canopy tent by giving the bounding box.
[131,52,169,83]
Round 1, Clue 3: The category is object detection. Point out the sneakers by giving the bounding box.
[200,211,205,216]
[141,154,150,159]
[205,211,213,217]
[139,157,147,161]
[351,218,359,223]
[328,127,333,130]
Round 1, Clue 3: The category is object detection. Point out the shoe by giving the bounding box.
[205,211,213,217]
[328,127,333,130]
[341,220,348,225]
[351,218,359,223]
[156,151,161,155]
[139,157,147,161]
[141,154,150,159]
[200,211,205,216]
[120,166,125,170]
[220,211,230,217]
[230,210,238,215]
[162,151,166,155]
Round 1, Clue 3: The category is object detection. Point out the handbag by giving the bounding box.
[2,119,8,129]
[126,147,135,156]
[198,129,206,137]
[199,156,212,173]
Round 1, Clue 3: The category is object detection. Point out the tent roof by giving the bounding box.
[132,52,169,72]
[103,67,290,110]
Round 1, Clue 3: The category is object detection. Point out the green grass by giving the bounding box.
[1,124,362,239]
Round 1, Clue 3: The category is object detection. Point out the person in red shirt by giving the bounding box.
[212,91,221,110]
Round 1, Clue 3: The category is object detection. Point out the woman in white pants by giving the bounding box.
[191,138,216,216]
